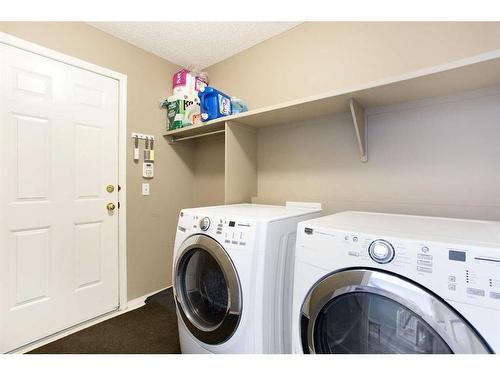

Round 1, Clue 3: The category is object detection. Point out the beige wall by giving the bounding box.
[206,22,500,109]
[0,22,191,300]
[205,22,500,221]
[254,88,500,220]
[190,135,226,207]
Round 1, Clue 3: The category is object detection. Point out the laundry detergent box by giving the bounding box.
[166,94,201,130]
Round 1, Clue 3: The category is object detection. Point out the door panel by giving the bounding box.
[75,222,103,290]
[75,123,103,199]
[13,114,51,200]
[10,228,51,308]
[0,43,120,352]
[13,67,52,98]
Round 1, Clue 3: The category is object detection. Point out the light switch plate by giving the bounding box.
[142,183,150,196]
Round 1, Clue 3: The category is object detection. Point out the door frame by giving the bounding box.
[0,32,128,311]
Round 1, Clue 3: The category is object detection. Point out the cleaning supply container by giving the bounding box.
[230,97,248,114]
[165,93,201,130]
[198,86,232,122]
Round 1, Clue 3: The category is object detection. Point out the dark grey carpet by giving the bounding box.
[29,287,181,354]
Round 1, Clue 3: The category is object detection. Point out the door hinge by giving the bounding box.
[118,202,121,209]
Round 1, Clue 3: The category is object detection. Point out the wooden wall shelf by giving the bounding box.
[164,50,500,162]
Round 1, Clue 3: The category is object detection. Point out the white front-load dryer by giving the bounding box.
[292,211,500,354]
[173,203,322,354]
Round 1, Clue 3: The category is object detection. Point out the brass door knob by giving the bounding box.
[106,203,116,211]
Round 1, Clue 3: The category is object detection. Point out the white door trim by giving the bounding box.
[0,32,128,311]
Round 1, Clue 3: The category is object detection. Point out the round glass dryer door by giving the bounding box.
[174,234,242,345]
[300,269,491,354]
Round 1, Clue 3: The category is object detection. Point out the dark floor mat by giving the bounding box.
[29,288,181,354]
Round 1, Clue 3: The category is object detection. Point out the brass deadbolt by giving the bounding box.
[106,203,116,211]
[106,185,115,193]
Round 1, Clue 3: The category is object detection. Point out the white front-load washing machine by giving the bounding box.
[292,211,500,354]
[173,203,322,354]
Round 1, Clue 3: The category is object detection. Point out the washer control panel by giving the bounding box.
[178,211,256,250]
[298,227,500,311]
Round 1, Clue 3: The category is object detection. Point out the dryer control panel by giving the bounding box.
[177,211,257,251]
[297,227,500,311]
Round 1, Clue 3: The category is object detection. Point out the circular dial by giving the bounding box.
[368,239,395,264]
[199,217,210,231]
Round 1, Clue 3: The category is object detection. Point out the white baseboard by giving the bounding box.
[10,285,172,354]
[126,285,172,310]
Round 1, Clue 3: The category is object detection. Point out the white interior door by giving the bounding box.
[0,43,120,353]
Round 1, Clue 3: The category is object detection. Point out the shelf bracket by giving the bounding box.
[349,98,368,162]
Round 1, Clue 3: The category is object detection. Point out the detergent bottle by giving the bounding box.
[198,86,232,122]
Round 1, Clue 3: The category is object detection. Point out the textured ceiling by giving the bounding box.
[88,22,301,70]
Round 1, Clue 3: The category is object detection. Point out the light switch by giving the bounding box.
[142,183,150,196]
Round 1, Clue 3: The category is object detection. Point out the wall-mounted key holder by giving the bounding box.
[131,132,155,141]
[131,133,155,163]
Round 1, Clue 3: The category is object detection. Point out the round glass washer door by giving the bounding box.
[174,234,242,345]
[300,269,491,354]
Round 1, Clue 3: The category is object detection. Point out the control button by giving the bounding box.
[216,231,222,235]
[448,275,456,282]
[199,217,210,231]
[489,291,500,300]
[417,266,432,273]
[448,284,456,291]
[239,242,246,246]
[368,239,395,264]
[417,260,433,266]
[344,235,349,241]
[467,287,485,297]
[417,253,433,260]
[224,240,230,244]
[231,241,238,245]
[348,251,360,257]
[421,246,430,253]
[352,236,358,242]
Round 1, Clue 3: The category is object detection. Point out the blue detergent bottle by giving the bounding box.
[198,86,232,122]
